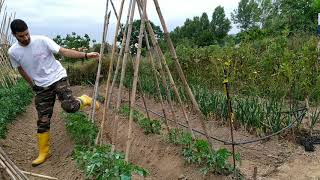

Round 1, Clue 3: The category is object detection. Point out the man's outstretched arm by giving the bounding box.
[58,47,100,60]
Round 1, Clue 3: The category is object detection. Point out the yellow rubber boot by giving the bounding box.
[32,132,50,167]
[77,94,100,110]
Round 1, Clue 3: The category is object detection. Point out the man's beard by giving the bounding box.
[18,38,30,46]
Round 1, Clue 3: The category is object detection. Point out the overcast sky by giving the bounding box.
[5,0,240,43]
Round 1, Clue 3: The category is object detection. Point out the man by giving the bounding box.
[8,19,100,166]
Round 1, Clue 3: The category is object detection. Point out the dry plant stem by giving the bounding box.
[305,97,312,135]
[90,0,110,123]
[100,0,125,147]
[125,0,147,162]
[111,0,136,153]
[152,0,213,143]
[136,0,194,138]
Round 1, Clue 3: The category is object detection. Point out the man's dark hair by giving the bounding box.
[10,19,28,34]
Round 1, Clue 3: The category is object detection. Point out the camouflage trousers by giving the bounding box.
[33,77,80,133]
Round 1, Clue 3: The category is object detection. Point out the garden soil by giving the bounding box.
[1,85,320,179]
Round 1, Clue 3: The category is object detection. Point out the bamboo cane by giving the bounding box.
[90,0,110,122]
[136,0,195,138]
[0,159,17,180]
[100,0,126,147]
[136,4,171,131]
[96,0,132,145]
[110,0,118,19]
[151,0,213,143]
[125,0,147,162]
[127,55,151,120]
[111,0,136,152]
[107,0,133,110]
[0,149,27,179]
[93,10,111,138]
[144,35,170,132]
[108,0,150,121]
[21,171,57,180]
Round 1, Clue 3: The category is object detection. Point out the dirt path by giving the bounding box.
[1,85,320,179]
[0,87,85,180]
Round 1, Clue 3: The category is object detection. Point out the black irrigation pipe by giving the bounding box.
[134,102,307,145]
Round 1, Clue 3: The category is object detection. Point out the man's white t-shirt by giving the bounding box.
[8,35,67,87]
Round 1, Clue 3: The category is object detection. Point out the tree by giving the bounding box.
[232,0,262,31]
[117,20,163,55]
[211,6,231,44]
[53,32,91,49]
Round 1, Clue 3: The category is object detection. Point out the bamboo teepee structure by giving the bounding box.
[0,0,17,88]
[92,0,216,162]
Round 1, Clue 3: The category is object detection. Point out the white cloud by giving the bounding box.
[6,0,240,42]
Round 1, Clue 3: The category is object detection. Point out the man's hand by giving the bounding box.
[86,52,100,60]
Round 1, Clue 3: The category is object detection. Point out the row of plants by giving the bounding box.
[118,101,240,175]
[0,79,33,138]
[63,56,111,86]
[119,104,162,135]
[172,34,319,103]
[62,112,149,179]
[121,58,320,135]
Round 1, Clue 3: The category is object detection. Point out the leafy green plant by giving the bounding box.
[63,112,149,180]
[0,79,33,138]
[167,129,239,175]
[119,104,162,135]
[63,112,98,147]
[74,145,148,180]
